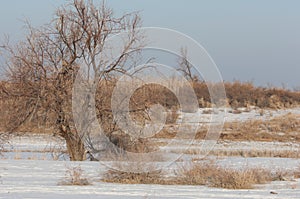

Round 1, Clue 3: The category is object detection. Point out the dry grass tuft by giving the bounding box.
[101,160,297,189]
[101,152,168,184]
[58,165,91,186]
[179,162,275,189]
[102,169,166,184]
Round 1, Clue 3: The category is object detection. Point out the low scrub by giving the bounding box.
[191,149,300,159]
[58,165,91,186]
[178,162,271,189]
[101,161,295,189]
[194,113,300,142]
[101,157,169,184]
[2,80,300,134]
[102,169,166,184]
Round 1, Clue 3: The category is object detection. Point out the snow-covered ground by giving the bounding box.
[0,107,299,198]
[0,159,299,199]
[176,107,300,124]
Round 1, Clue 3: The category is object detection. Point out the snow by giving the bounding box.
[177,107,300,124]
[0,107,300,198]
[0,160,300,199]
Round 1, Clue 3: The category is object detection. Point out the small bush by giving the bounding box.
[59,165,91,186]
[210,168,272,189]
[101,160,297,189]
[102,169,166,184]
[179,162,273,189]
[101,156,169,184]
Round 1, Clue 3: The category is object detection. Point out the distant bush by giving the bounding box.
[224,81,300,109]
[1,80,300,134]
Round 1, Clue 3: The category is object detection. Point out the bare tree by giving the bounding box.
[177,47,197,81]
[0,0,143,161]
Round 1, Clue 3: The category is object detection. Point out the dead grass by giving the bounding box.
[153,126,177,139]
[58,165,91,186]
[2,80,300,134]
[178,161,295,189]
[194,113,300,142]
[156,112,300,142]
[183,148,300,159]
[101,159,172,185]
[224,81,300,109]
[101,160,296,189]
[178,162,269,189]
[102,169,166,184]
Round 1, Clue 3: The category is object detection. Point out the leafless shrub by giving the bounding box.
[178,162,274,189]
[101,151,169,184]
[58,165,91,186]
[101,159,299,189]
[210,168,272,189]
[224,81,300,109]
[102,169,165,184]
[178,161,217,185]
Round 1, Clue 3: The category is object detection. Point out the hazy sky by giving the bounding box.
[0,0,299,88]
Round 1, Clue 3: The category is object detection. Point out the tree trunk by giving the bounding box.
[60,125,85,161]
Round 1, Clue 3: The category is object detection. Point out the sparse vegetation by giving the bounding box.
[0,0,299,198]
[220,113,300,142]
[58,165,91,186]
[103,169,165,184]
[178,162,273,189]
[101,160,298,189]
[182,148,300,159]
[192,113,300,142]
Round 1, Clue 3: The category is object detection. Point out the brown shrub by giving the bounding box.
[102,169,166,184]
[179,162,274,189]
[215,113,300,142]
[58,165,91,186]
[101,160,297,189]
[1,80,300,136]
[224,81,300,109]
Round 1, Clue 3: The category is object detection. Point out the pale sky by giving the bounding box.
[0,0,299,88]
